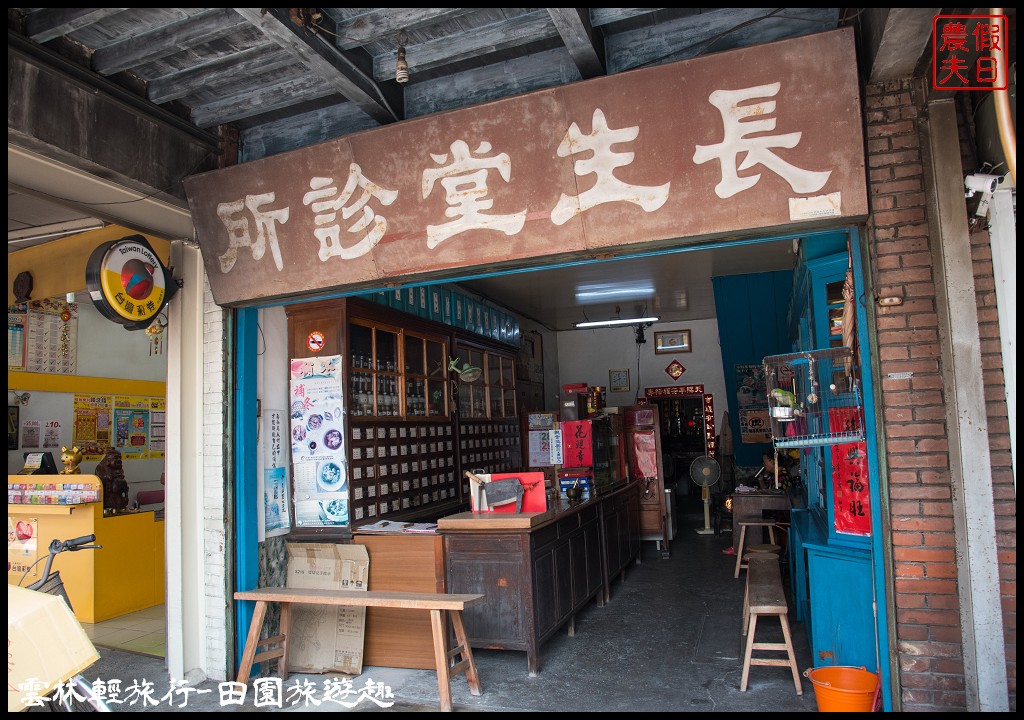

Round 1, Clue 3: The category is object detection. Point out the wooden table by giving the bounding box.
[731,490,791,553]
[234,587,484,712]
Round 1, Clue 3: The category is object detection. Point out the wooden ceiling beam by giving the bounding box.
[547,8,605,79]
[233,7,402,125]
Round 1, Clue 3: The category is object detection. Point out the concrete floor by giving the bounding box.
[84,503,822,712]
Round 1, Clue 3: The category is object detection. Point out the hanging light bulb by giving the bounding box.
[395,31,409,83]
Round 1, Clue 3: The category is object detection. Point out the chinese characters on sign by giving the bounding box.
[829,407,870,536]
[262,408,292,538]
[183,30,867,307]
[932,14,1008,91]
[645,385,705,398]
[289,355,348,528]
[560,420,594,469]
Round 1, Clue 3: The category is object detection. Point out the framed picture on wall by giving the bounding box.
[654,329,691,354]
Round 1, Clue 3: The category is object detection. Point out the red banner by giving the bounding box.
[560,420,593,469]
[829,408,870,536]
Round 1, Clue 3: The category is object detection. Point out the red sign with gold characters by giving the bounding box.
[664,360,686,379]
[932,14,1008,91]
[645,385,704,398]
[560,420,593,469]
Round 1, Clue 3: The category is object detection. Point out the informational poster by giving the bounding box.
[73,395,113,460]
[739,409,772,444]
[42,422,61,449]
[73,394,163,460]
[290,355,348,528]
[148,398,166,457]
[20,421,40,449]
[114,395,150,459]
[8,517,39,582]
[8,310,26,371]
[261,408,291,538]
[528,429,562,467]
[25,300,78,376]
[735,364,771,443]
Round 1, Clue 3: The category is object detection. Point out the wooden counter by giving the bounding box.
[439,481,640,675]
[353,532,445,670]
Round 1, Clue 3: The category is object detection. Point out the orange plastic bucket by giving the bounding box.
[803,666,879,712]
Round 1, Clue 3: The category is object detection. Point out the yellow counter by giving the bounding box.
[8,475,164,623]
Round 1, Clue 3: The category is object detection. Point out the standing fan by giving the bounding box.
[690,456,722,535]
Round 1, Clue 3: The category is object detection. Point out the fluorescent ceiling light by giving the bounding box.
[575,283,654,300]
[574,316,659,329]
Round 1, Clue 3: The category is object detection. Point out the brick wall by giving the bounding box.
[202,274,230,680]
[864,78,1015,711]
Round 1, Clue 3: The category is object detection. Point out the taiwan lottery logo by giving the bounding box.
[86,235,174,329]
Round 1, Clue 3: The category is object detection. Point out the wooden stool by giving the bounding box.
[733,517,779,578]
[740,556,802,695]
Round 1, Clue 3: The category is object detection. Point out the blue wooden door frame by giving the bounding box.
[233,307,259,671]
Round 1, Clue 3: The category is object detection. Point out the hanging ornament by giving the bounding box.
[146,313,168,356]
[59,303,72,358]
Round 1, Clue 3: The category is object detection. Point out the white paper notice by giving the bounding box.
[789,191,842,220]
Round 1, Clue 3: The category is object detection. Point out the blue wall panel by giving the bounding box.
[713,269,793,468]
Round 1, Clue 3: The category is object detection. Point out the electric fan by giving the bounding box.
[689,456,722,535]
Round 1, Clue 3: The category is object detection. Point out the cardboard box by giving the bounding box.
[8,584,100,712]
[286,543,369,676]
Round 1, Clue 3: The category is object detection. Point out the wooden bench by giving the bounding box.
[234,587,484,712]
[739,556,802,695]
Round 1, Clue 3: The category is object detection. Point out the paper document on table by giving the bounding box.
[404,523,438,534]
[357,520,408,532]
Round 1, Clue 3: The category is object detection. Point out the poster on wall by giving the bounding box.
[289,355,348,528]
[149,398,166,458]
[261,408,292,538]
[25,299,78,376]
[73,395,113,460]
[42,421,61,449]
[8,310,26,371]
[20,421,40,449]
[738,409,772,444]
[735,364,771,443]
[113,396,150,459]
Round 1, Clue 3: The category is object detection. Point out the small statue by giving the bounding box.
[95,447,130,511]
[60,446,83,475]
